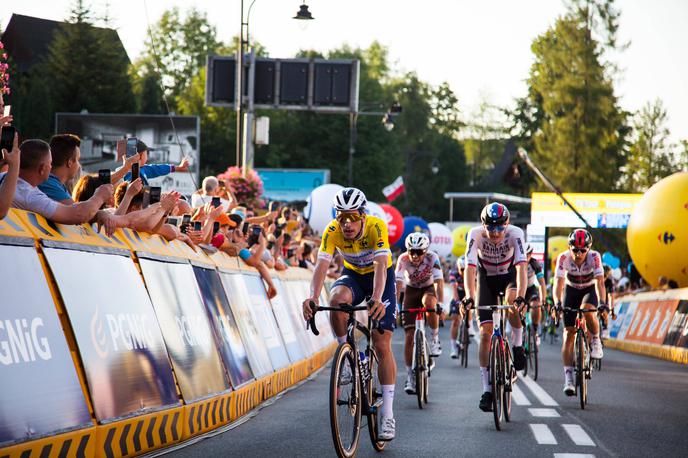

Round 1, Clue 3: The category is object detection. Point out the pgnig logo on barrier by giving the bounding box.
[91,307,155,358]
[0,317,53,365]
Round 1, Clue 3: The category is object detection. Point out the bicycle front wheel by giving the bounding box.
[575,330,587,410]
[329,343,361,458]
[414,330,426,409]
[530,327,539,381]
[490,335,504,431]
[365,349,386,452]
[461,319,470,368]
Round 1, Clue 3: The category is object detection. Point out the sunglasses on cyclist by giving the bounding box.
[336,212,363,224]
[485,224,506,233]
[409,249,426,257]
[571,247,588,254]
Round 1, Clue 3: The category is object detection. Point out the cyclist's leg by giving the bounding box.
[402,286,420,388]
[422,288,441,354]
[582,287,602,357]
[330,268,365,342]
[476,270,497,410]
[561,285,580,393]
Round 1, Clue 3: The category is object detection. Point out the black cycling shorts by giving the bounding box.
[476,267,517,324]
[562,284,598,327]
[526,284,540,302]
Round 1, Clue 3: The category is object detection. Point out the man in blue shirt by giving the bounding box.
[122,140,190,185]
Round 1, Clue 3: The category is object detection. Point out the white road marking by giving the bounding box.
[528,408,560,417]
[553,454,596,458]
[530,424,558,444]
[562,424,596,446]
[521,374,559,406]
[512,383,532,405]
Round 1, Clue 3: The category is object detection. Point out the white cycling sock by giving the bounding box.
[564,366,574,383]
[511,326,523,347]
[480,366,491,392]
[406,365,413,378]
[381,385,395,417]
[452,339,459,351]
[336,335,346,345]
[431,328,439,340]
[592,333,600,341]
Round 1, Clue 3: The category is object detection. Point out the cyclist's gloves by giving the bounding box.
[461,297,474,309]
[598,303,610,313]
[555,301,563,313]
[513,296,526,308]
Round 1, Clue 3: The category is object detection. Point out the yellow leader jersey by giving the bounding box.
[317,215,393,275]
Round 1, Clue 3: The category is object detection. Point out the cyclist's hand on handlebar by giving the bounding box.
[555,301,563,313]
[368,298,386,321]
[513,296,526,309]
[598,303,610,313]
[302,297,318,321]
[461,297,474,310]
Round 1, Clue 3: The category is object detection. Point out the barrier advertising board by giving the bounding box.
[278,279,317,356]
[610,301,638,340]
[272,278,308,361]
[219,273,274,378]
[241,275,291,369]
[624,300,678,344]
[139,260,230,400]
[42,248,178,421]
[664,300,688,348]
[193,266,254,387]
[0,245,91,445]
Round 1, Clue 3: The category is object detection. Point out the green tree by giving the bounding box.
[622,99,676,191]
[46,0,134,113]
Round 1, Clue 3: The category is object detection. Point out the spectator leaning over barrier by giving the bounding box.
[121,140,189,186]
[7,139,114,226]
[191,176,237,210]
[0,130,19,220]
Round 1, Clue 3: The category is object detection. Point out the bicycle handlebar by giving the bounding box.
[306,301,385,336]
[399,307,438,314]
[476,305,515,310]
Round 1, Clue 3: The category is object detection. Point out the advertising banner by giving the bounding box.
[42,248,178,422]
[0,245,91,445]
[610,301,638,340]
[256,168,330,202]
[530,192,642,229]
[664,300,688,348]
[242,275,291,369]
[220,273,274,378]
[273,278,311,359]
[139,260,230,401]
[193,266,254,387]
[264,278,305,363]
[624,300,679,344]
[294,280,335,351]
[279,279,317,357]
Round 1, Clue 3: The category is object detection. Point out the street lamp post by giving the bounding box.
[348,102,402,186]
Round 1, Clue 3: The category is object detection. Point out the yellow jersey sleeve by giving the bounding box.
[317,220,340,261]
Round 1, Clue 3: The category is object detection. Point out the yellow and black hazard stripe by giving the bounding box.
[182,393,232,439]
[291,359,311,384]
[0,426,94,458]
[230,382,263,422]
[95,407,182,458]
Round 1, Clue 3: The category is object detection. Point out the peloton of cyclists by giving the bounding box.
[553,228,607,396]
[462,202,529,412]
[394,232,445,394]
[302,187,398,440]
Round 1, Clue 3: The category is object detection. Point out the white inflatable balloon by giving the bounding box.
[365,202,386,221]
[612,267,622,281]
[428,222,453,258]
[304,184,345,235]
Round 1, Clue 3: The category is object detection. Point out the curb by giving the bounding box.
[606,339,688,365]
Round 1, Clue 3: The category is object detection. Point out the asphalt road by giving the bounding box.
[161,323,688,458]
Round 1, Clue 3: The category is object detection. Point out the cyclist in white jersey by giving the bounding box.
[525,244,547,346]
[554,228,607,396]
[463,203,528,412]
[395,233,444,394]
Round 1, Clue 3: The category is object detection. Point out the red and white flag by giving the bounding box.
[382,176,405,202]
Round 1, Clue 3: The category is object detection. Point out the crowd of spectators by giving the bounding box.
[0,101,332,298]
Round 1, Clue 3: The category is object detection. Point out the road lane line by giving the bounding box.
[528,408,560,417]
[562,424,596,446]
[530,424,558,444]
[553,454,595,458]
[521,374,559,406]
[512,383,532,405]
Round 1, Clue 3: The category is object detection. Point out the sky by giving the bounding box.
[3,0,688,142]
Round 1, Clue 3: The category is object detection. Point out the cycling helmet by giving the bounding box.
[333,187,367,212]
[457,255,466,269]
[526,243,534,255]
[568,228,592,249]
[480,202,510,225]
[405,232,430,250]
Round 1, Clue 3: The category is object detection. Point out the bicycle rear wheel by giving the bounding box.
[490,335,504,431]
[414,330,426,409]
[522,325,530,377]
[503,342,513,422]
[575,330,587,410]
[461,319,470,368]
[330,343,361,457]
[365,349,386,452]
[530,327,539,381]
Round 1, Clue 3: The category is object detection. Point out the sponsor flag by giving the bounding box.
[382,176,405,202]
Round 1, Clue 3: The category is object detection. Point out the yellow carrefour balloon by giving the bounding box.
[451,225,472,257]
[627,172,688,288]
[548,236,569,272]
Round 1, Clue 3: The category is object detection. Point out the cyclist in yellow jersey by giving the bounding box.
[303,187,397,441]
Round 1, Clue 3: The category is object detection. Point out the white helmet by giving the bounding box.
[457,255,466,269]
[405,232,430,250]
[333,187,367,212]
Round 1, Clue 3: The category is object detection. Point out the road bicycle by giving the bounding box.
[562,306,598,410]
[457,301,471,368]
[399,306,439,409]
[476,294,516,431]
[307,301,387,458]
[520,303,544,380]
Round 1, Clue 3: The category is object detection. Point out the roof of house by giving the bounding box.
[1,13,129,73]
